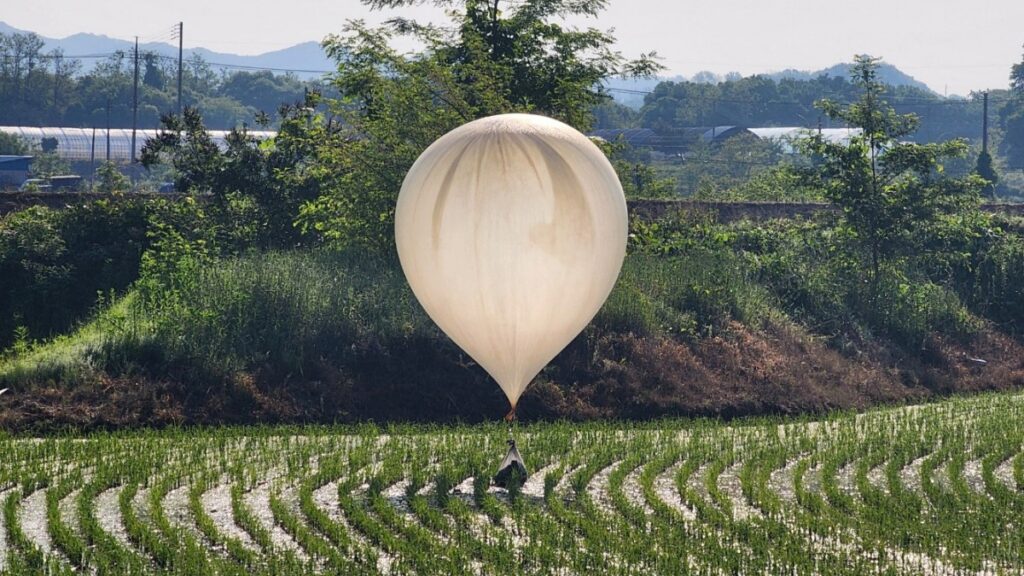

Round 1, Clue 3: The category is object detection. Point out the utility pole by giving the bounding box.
[105,98,111,162]
[982,91,989,154]
[52,51,60,110]
[710,100,717,140]
[177,22,183,115]
[131,36,139,163]
[90,127,96,191]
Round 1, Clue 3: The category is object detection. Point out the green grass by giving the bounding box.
[0,390,1022,574]
[0,219,1013,428]
[0,292,153,387]
[0,246,783,388]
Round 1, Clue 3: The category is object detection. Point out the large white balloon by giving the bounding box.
[395,113,628,410]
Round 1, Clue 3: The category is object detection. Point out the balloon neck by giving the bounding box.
[504,405,517,438]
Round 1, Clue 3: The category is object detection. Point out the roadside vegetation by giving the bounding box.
[1,1,1024,430]
[3,202,1023,429]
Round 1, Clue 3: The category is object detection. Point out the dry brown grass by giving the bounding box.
[521,321,1024,421]
[3,323,1023,431]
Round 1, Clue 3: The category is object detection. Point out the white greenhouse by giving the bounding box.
[748,127,862,153]
[0,126,277,162]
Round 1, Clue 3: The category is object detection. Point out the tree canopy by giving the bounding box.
[1000,46,1024,169]
[631,73,985,144]
[295,0,659,249]
[0,30,322,130]
[0,133,29,155]
[807,56,984,279]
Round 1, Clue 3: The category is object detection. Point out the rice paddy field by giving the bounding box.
[1,391,1023,575]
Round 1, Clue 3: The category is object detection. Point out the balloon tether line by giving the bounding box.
[504,404,517,441]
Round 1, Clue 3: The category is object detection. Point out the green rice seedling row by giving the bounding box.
[1,392,1023,575]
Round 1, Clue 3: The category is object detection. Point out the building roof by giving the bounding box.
[0,126,277,162]
[700,126,750,143]
[0,155,33,168]
[589,126,755,151]
[749,127,862,149]
[588,128,663,147]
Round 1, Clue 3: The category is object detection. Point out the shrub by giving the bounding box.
[0,201,149,350]
[598,250,772,339]
[863,268,978,349]
[138,250,431,375]
[694,165,825,202]
[95,161,128,193]
[741,218,978,350]
[968,234,1024,334]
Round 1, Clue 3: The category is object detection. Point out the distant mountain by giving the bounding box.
[604,62,935,110]
[2,22,935,97]
[0,21,335,79]
[767,62,934,93]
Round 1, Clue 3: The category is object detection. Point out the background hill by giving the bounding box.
[0,21,334,78]
[768,62,935,93]
[2,21,938,105]
[606,62,937,109]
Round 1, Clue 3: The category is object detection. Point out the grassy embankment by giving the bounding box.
[3,210,1023,430]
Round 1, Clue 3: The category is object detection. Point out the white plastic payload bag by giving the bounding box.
[493,438,529,488]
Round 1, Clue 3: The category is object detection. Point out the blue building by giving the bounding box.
[0,155,32,189]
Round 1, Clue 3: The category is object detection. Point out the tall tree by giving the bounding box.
[297,0,659,249]
[48,48,80,119]
[361,0,658,130]
[975,149,999,198]
[142,52,165,89]
[142,101,323,248]
[808,55,983,280]
[0,32,46,123]
[1002,46,1024,168]
[1011,44,1024,94]
[0,132,29,155]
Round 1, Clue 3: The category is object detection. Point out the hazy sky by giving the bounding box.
[6,0,1023,96]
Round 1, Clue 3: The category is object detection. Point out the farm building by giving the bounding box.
[590,126,744,154]
[0,155,32,188]
[589,128,664,148]
[749,127,862,152]
[590,125,862,155]
[0,126,277,163]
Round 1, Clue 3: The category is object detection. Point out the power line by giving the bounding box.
[604,86,1010,106]
[148,53,332,74]
[1,51,333,75]
[7,52,993,100]
[176,22,182,115]
[0,48,1010,104]
[205,62,332,74]
[139,24,179,45]
[1,53,123,60]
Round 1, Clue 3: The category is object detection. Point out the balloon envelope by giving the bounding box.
[395,113,627,409]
